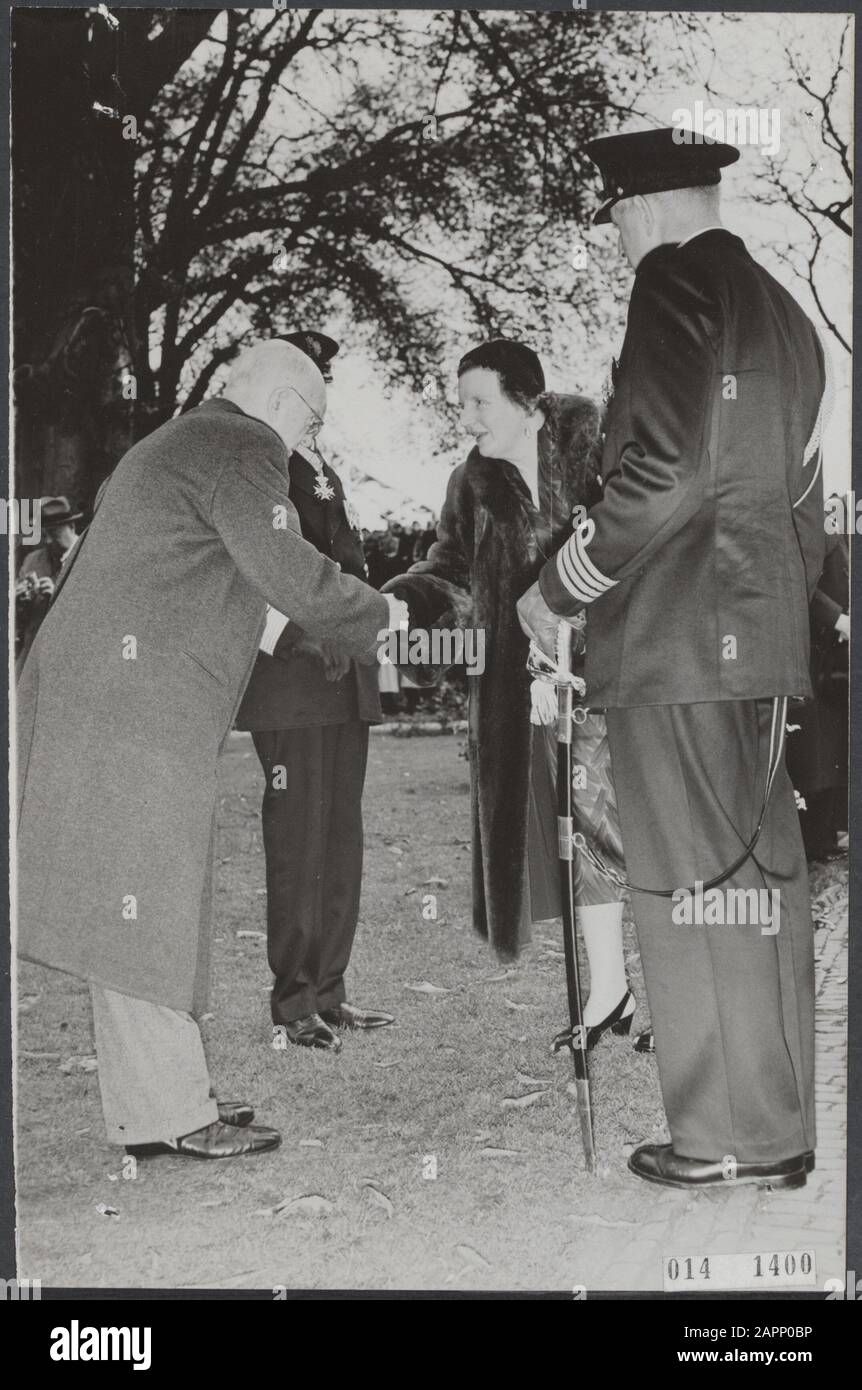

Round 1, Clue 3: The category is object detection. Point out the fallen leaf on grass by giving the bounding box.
[420,876,449,888]
[95,1203,119,1219]
[237,930,265,940]
[255,1193,334,1218]
[454,1244,491,1270]
[372,1060,401,1069]
[362,1182,394,1218]
[479,1147,523,1158]
[21,1050,61,1062]
[483,969,517,983]
[60,1055,99,1073]
[387,846,404,857]
[403,887,418,897]
[501,1090,547,1109]
[577,1214,639,1228]
[404,981,451,995]
[515,1070,552,1087]
[503,998,533,1012]
[283,1195,333,1217]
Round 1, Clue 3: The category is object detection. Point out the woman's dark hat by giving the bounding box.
[586,127,740,225]
[458,338,545,394]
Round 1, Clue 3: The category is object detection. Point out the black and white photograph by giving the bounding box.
[5,1,856,1312]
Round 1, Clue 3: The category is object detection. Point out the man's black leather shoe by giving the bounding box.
[628,1143,807,1191]
[126,1119,280,1160]
[282,1013,342,1051]
[319,1003,394,1031]
[217,1100,254,1127]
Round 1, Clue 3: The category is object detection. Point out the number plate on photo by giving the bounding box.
[663,1250,816,1291]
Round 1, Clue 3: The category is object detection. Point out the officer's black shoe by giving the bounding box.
[126,1119,280,1160]
[628,1143,807,1191]
[319,1003,394,1031]
[282,1013,342,1051]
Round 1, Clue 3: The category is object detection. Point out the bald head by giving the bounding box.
[224,340,326,453]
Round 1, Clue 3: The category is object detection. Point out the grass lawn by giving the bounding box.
[15,732,842,1293]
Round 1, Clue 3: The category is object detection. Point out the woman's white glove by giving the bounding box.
[530,678,558,726]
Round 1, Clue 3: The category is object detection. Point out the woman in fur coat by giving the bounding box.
[385,338,646,1047]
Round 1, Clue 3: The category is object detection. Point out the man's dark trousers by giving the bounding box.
[605,697,816,1165]
[234,446,382,1026]
[251,721,369,1024]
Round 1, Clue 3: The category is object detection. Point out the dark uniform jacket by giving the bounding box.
[236,450,382,730]
[539,230,828,707]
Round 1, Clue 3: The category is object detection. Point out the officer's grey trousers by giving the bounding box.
[605,697,816,1164]
[89,984,218,1146]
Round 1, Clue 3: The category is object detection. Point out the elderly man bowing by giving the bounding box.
[17,340,405,1161]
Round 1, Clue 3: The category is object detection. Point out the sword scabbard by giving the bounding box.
[557,684,572,743]
[557,815,573,860]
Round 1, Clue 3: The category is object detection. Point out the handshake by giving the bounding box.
[296,594,409,682]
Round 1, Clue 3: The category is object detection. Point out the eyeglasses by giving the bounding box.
[286,383,325,434]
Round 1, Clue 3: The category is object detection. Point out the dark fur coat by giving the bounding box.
[383,394,601,957]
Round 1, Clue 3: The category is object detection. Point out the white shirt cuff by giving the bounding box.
[259,605,290,655]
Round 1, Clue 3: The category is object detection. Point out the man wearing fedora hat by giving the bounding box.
[518,127,829,1192]
[15,496,83,668]
[236,329,394,1052]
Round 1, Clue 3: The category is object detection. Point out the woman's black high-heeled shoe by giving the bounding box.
[551,989,635,1055]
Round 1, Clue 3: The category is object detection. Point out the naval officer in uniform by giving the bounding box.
[518,128,829,1191]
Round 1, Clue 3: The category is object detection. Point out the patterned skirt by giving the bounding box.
[525,707,626,925]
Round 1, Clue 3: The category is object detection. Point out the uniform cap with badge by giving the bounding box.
[279,330,339,382]
[585,126,740,225]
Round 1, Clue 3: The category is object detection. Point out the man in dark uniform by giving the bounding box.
[518,129,829,1191]
[236,330,393,1052]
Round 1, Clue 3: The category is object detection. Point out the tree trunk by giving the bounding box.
[12,9,138,510]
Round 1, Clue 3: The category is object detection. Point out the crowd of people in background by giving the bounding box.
[362,518,437,589]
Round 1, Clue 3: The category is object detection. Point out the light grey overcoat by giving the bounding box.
[16,398,388,1014]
